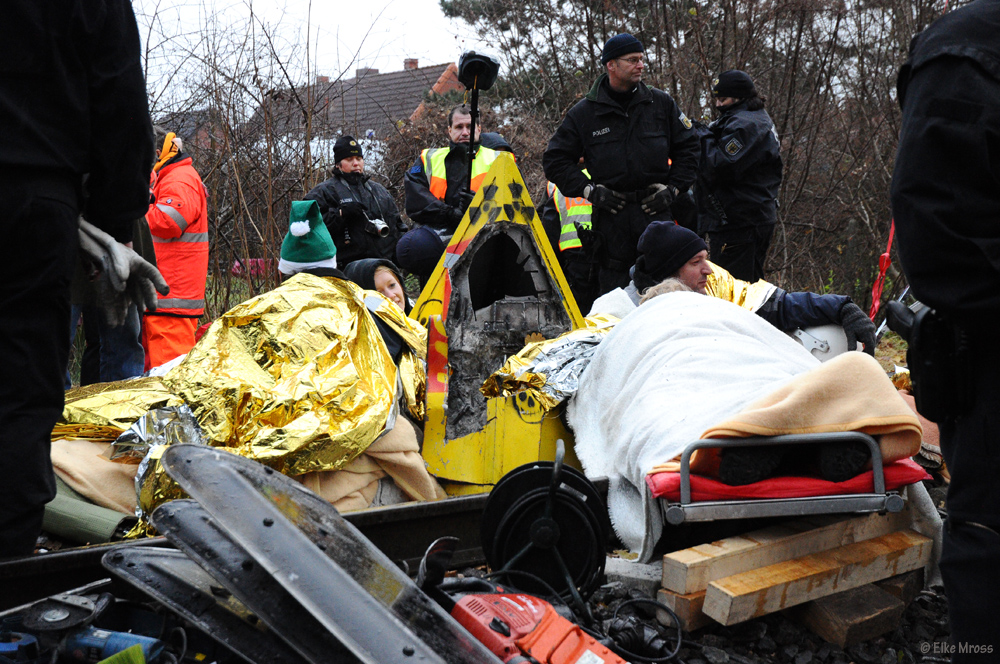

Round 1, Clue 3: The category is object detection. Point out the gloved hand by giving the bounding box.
[447,205,466,228]
[640,183,677,216]
[575,219,595,247]
[839,301,876,355]
[78,218,170,327]
[456,189,476,211]
[584,184,626,214]
[339,201,368,224]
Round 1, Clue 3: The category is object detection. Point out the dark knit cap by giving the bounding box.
[712,70,757,99]
[635,221,708,281]
[479,132,513,153]
[334,135,363,163]
[601,33,644,64]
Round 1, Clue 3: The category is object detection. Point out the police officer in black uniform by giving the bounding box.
[695,70,782,283]
[543,33,700,294]
[0,0,154,557]
[304,136,407,269]
[891,0,1000,655]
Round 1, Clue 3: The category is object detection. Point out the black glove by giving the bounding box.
[640,184,678,216]
[447,205,466,227]
[585,184,626,214]
[456,189,476,211]
[839,302,876,355]
[339,201,367,224]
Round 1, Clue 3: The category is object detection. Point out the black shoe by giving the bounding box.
[818,441,871,482]
[717,445,785,486]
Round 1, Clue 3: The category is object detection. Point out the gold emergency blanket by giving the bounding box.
[55,273,429,536]
[163,272,427,476]
[56,378,183,441]
[481,314,619,410]
[705,261,776,312]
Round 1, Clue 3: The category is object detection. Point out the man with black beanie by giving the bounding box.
[543,33,700,294]
[304,135,407,269]
[695,70,783,282]
[594,221,875,356]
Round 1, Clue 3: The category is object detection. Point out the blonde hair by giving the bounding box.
[638,277,692,304]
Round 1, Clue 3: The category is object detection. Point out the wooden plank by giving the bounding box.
[875,568,924,605]
[655,588,711,632]
[703,529,932,625]
[662,507,912,594]
[786,584,905,647]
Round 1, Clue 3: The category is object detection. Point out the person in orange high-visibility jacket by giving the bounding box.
[144,131,209,368]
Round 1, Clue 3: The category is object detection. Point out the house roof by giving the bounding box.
[261,62,462,139]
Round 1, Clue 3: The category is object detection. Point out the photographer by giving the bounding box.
[304,135,407,268]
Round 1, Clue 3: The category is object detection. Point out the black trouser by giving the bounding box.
[708,223,775,282]
[936,338,1000,658]
[0,175,78,559]
[594,203,655,295]
[559,249,600,316]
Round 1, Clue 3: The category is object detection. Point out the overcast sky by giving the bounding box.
[136,0,484,82]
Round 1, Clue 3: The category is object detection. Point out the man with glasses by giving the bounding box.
[543,33,700,293]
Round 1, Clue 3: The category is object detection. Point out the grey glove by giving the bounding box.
[839,301,876,355]
[640,183,678,216]
[78,218,170,327]
[584,184,626,214]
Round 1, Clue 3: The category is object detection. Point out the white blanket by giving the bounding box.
[568,291,820,561]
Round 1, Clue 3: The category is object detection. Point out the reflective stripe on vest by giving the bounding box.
[550,185,592,252]
[420,146,499,201]
[155,203,189,232]
[155,298,206,310]
[153,232,209,243]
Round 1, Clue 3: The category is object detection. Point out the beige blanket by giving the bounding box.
[652,352,923,476]
[52,418,444,516]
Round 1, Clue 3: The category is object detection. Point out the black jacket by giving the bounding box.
[304,170,407,267]
[542,75,700,274]
[404,141,478,233]
[891,0,1000,322]
[543,75,699,198]
[0,0,153,242]
[696,101,782,234]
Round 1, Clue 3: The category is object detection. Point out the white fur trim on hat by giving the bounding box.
[278,256,338,276]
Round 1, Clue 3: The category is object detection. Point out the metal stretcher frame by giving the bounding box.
[661,431,906,525]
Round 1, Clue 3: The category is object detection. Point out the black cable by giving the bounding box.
[608,597,684,663]
[492,489,605,601]
[485,568,582,624]
[168,626,187,662]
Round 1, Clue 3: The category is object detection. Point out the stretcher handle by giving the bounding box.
[678,432,885,505]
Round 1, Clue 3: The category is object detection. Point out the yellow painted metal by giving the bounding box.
[414,153,586,492]
[425,396,580,497]
[411,152,584,328]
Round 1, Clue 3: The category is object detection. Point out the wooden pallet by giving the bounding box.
[655,508,930,639]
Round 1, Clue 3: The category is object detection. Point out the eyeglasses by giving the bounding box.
[616,56,644,66]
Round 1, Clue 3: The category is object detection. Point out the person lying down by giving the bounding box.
[568,282,922,560]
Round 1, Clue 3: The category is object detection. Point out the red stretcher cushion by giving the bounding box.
[646,458,930,502]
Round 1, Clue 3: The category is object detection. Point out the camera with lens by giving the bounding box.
[365,217,390,237]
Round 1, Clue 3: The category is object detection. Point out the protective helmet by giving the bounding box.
[787,324,850,362]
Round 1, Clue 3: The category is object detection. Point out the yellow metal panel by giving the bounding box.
[411,152,584,328]
[416,152,588,487]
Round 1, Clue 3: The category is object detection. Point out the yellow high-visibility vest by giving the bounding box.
[420,146,499,200]
[546,170,592,251]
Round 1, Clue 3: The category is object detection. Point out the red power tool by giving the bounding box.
[418,538,628,664]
